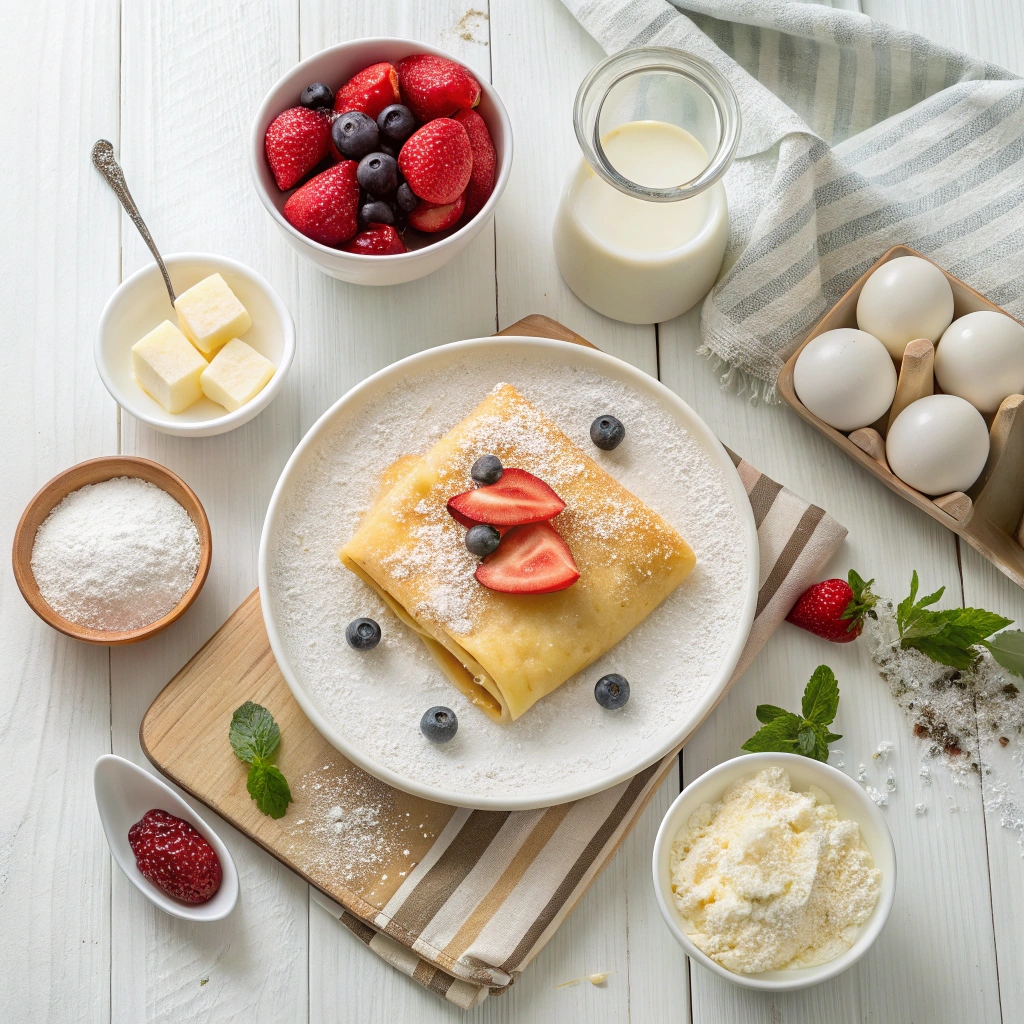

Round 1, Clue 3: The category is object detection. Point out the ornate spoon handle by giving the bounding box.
[91,139,176,305]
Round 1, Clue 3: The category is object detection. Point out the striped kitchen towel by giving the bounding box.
[313,453,845,1008]
[560,0,1024,402]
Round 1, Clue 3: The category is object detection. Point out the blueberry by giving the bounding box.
[300,82,334,109]
[594,673,630,709]
[471,454,503,485]
[377,139,397,158]
[357,152,399,196]
[346,617,381,650]
[361,200,395,226]
[421,706,458,743]
[396,182,419,213]
[590,414,625,451]
[465,524,501,558]
[377,103,417,142]
[332,111,379,159]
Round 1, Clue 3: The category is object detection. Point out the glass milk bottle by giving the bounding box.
[553,48,740,325]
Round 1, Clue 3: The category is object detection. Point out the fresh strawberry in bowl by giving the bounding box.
[250,39,512,285]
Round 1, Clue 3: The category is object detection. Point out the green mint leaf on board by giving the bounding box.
[980,629,1024,679]
[247,758,292,819]
[742,667,841,761]
[896,573,1013,669]
[801,665,839,725]
[229,701,281,764]
[755,704,793,725]
[797,725,817,757]
[741,714,802,754]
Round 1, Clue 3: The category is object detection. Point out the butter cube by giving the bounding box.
[132,320,208,413]
[174,273,251,356]
[200,338,275,412]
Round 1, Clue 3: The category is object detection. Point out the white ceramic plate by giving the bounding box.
[259,338,758,809]
[96,253,295,437]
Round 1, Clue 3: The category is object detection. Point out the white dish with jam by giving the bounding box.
[259,337,758,809]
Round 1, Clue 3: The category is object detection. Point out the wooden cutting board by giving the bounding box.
[140,315,597,916]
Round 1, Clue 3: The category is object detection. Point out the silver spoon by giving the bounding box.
[91,139,177,305]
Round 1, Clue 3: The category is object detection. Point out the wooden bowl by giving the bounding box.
[779,244,1024,590]
[12,456,212,644]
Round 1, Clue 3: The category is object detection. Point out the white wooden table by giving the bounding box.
[4,1,1024,1021]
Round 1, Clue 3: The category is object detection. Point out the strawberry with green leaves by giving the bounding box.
[786,570,877,643]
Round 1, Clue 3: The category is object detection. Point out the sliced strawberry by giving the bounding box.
[453,108,495,217]
[282,161,359,246]
[398,118,473,205]
[447,467,565,527]
[333,62,400,119]
[264,106,332,190]
[475,522,579,594]
[342,222,408,255]
[397,54,481,121]
[408,193,465,233]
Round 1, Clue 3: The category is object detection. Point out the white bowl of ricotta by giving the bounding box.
[652,752,896,991]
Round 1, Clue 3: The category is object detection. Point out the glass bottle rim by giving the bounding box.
[572,47,742,203]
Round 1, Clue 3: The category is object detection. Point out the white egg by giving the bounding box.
[885,394,989,495]
[793,328,897,431]
[856,255,954,359]
[933,310,1024,414]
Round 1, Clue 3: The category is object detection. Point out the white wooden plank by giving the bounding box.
[111,0,310,1020]
[489,0,658,376]
[660,306,1002,1021]
[863,0,1024,76]
[959,542,1024,1020]
[0,2,119,1021]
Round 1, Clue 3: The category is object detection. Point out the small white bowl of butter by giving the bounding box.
[96,253,295,437]
[652,752,896,991]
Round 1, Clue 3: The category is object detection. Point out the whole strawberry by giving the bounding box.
[283,161,359,246]
[399,118,472,205]
[454,108,496,217]
[397,54,480,121]
[264,106,332,190]
[333,61,400,119]
[128,808,222,903]
[786,570,877,643]
[343,223,407,255]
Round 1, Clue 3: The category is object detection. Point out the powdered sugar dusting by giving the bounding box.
[264,348,752,803]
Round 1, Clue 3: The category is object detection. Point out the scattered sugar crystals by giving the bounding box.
[872,741,894,761]
[915,803,927,815]
[857,764,868,782]
[865,785,888,807]
[885,768,897,793]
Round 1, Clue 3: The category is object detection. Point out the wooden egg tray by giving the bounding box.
[778,245,1024,590]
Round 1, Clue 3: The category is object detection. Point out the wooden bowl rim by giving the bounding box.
[12,456,212,645]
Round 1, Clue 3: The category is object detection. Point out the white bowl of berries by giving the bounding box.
[251,38,512,286]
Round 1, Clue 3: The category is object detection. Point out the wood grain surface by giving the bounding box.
[4,0,1024,1022]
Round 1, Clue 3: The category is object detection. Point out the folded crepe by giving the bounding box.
[340,384,695,722]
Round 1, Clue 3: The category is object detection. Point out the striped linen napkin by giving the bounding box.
[560,0,1024,403]
[313,452,846,1008]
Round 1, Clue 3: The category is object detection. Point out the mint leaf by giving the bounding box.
[742,667,843,760]
[902,608,1012,669]
[230,701,281,764]
[741,713,802,754]
[755,704,792,725]
[797,725,817,757]
[981,629,1024,679]
[802,665,839,725]
[247,758,292,819]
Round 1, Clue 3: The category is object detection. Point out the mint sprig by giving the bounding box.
[229,701,292,819]
[896,571,1013,671]
[981,629,1024,678]
[741,665,842,762]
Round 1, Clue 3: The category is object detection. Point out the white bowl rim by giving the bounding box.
[248,37,514,264]
[94,251,296,436]
[93,753,239,922]
[652,751,897,991]
[258,336,759,810]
